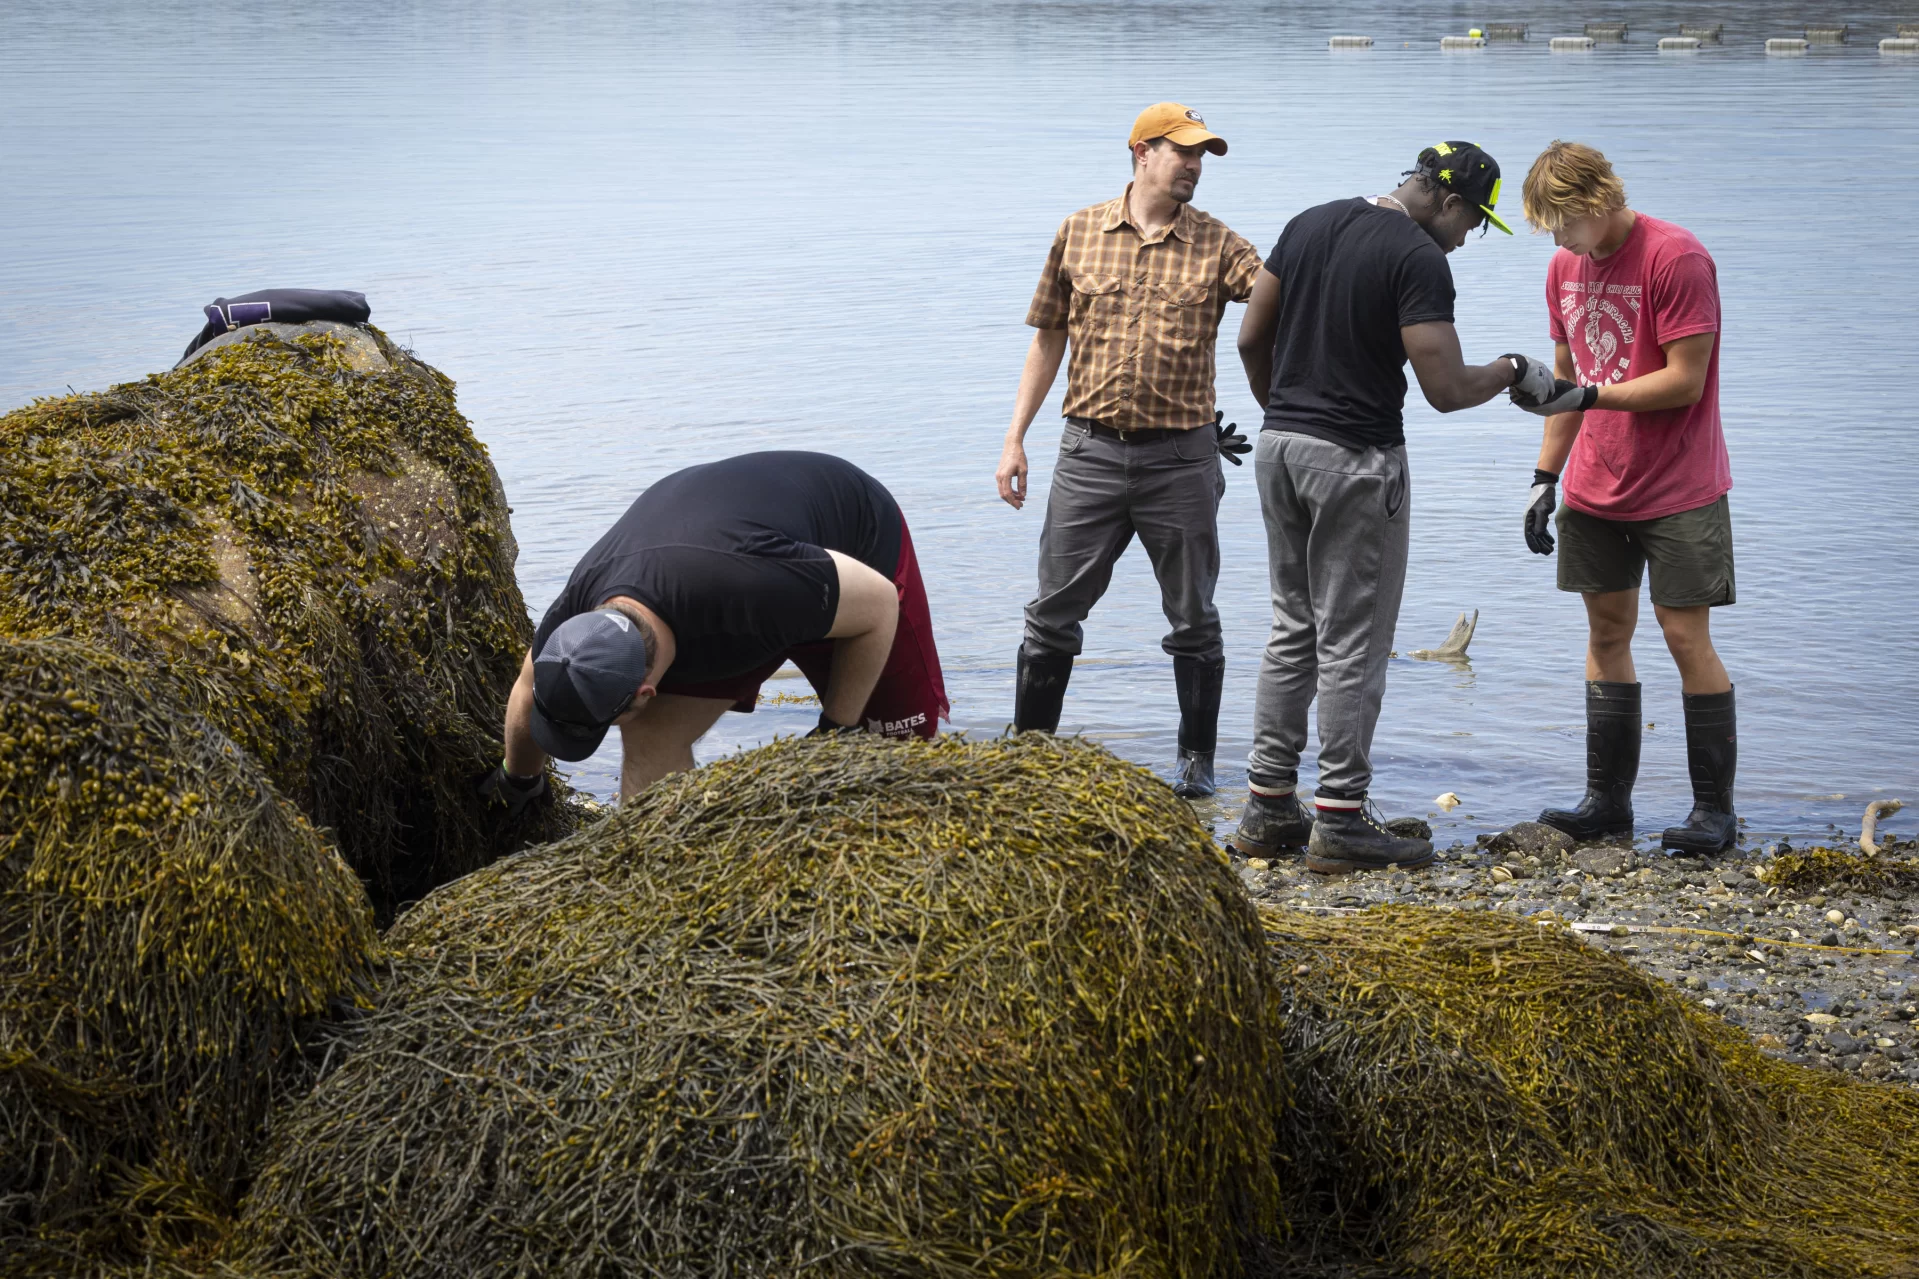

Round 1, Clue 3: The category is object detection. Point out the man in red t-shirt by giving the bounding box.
[1504,141,1737,855]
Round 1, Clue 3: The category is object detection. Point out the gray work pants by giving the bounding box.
[1022,418,1225,662]
[1247,431,1410,798]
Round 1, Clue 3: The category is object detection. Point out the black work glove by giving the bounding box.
[476,763,547,816]
[1214,411,1251,465]
[806,711,863,738]
[1513,377,1600,416]
[1525,469,1559,555]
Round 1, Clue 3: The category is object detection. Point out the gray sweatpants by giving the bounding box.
[1022,418,1225,662]
[1248,431,1410,798]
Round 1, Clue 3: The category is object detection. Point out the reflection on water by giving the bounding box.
[2,0,1915,845]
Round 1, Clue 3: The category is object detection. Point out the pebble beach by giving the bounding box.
[1231,824,1919,1086]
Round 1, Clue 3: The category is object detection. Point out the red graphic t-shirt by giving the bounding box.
[1546,212,1731,520]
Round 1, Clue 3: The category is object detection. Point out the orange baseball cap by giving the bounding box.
[1128,102,1227,155]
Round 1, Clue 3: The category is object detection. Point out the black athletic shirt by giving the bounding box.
[532,452,902,684]
[1261,197,1456,449]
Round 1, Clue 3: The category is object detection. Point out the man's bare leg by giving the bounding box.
[617,693,732,801]
[1582,588,1638,682]
[1651,603,1730,694]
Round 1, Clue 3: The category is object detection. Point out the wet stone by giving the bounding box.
[1571,846,1630,876]
[1489,822,1575,859]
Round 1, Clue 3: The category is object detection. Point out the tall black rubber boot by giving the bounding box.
[1538,681,1641,841]
[1012,648,1072,735]
[1663,687,1738,854]
[1170,656,1224,799]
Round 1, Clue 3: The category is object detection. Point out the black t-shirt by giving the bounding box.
[532,452,901,684]
[1261,197,1456,449]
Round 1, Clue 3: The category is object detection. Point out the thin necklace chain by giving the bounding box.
[1372,194,1409,214]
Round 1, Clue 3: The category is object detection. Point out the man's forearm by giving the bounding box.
[1007,329,1067,442]
[1450,359,1521,412]
[1241,349,1273,410]
[503,669,547,776]
[1536,412,1580,475]
[1590,366,1702,414]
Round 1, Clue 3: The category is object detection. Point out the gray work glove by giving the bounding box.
[1525,469,1559,555]
[1513,377,1600,417]
[1503,353,1557,405]
[477,763,547,817]
[1213,411,1251,465]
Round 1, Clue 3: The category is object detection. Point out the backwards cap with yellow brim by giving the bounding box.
[1130,102,1228,155]
[1416,140,1513,234]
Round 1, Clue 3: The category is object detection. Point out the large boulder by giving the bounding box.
[0,638,377,1260]
[235,735,1285,1279]
[0,323,566,916]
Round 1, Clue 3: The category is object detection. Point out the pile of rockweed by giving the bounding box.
[0,327,568,1269]
[235,734,1286,1279]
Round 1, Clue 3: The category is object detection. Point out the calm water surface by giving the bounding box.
[4,1,1915,847]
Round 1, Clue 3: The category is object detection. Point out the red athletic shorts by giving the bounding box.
[659,514,949,739]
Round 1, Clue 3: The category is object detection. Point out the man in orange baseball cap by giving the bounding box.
[1127,101,1228,156]
[996,102,1261,799]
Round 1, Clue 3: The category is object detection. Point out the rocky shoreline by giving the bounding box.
[1226,821,1919,1087]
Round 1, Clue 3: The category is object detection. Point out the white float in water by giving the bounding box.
[1550,35,1596,51]
[1328,35,1373,48]
[1658,36,1701,51]
[1881,37,1919,53]
[1440,35,1486,48]
[1766,37,1810,54]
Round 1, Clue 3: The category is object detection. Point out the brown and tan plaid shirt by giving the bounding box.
[1027,186,1262,431]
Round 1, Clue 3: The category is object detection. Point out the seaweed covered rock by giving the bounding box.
[1263,905,1919,1277]
[0,323,565,915]
[237,735,1284,1279]
[0,638,377,1261]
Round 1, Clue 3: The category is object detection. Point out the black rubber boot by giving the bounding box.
[1538,681,1641,841]
[1012,649,1072,735]
[1170,656,1224,799]
[1663,687,1738,854]
[1230,786,1313,858]
[1306,797,1435,874]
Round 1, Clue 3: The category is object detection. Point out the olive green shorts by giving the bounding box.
[1556,494,1735,607]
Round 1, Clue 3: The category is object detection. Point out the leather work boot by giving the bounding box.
[1229,785,1313,858]
[1538,681,1641,841]
[1306,796,1435,874]
[1663,687,1738,854]
[1012,649,1072,734]
[1170,656,1225,799]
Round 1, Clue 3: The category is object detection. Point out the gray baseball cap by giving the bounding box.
[529,609,654,761]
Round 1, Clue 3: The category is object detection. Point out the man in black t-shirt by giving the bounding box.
[479,452,948,804]
[1229,142,1540,873]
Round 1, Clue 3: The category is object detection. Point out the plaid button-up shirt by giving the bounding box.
[1027,187,1262,432]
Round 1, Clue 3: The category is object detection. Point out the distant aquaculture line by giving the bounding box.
[1326,21,1919,54]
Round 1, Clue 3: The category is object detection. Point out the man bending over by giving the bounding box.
[482,451,948,806]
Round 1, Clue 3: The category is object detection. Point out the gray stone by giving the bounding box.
[1824,1031,1863,1056]
[1489,822,1575,860]
[1570,846,1628,876]
[176,319,389,373]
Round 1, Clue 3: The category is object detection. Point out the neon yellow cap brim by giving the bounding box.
[1483,205,1514,235]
